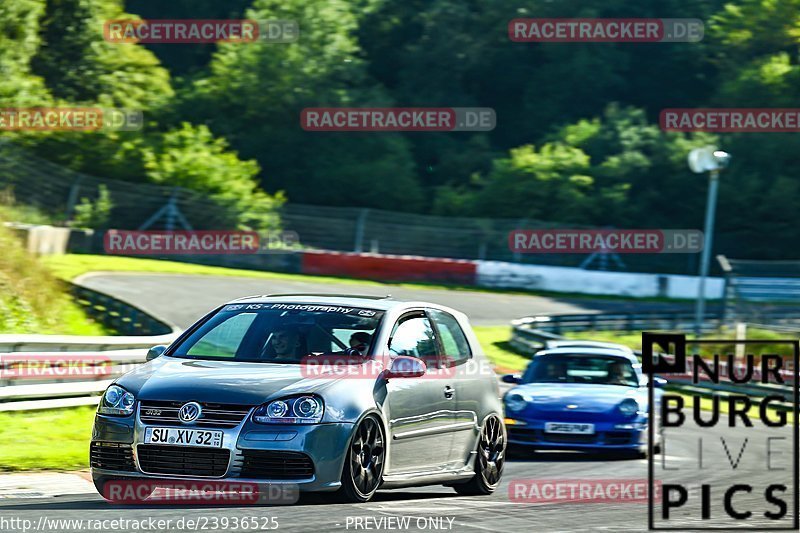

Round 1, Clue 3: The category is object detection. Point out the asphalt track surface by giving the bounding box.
[75,272,697,328]
[3,273,792,532]
[1,420,795,533]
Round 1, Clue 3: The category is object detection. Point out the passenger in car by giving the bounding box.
[349,332,371,355]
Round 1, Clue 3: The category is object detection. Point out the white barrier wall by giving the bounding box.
[476,261,724,299]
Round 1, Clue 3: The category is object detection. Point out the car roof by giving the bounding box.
[544,340,634,354]
[534,347,639,363]
[224,294,436,312]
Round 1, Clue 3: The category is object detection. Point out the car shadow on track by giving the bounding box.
[0,490,462,511]
[506,448,642,462]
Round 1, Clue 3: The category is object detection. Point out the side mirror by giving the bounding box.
[384,356,426,379]
[146,345,167,361]
[502,374,522,384]
[653,376,667,388]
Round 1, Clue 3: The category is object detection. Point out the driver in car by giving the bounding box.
[265,327,302,362]
[607,360,631,385]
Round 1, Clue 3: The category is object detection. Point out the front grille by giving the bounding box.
[137,445,230,477]
[604,431,637,445]
[139,400,251,428]
[519,430,636,445]
[507,427,538,443]
[91,442,136,471]
[534,430,598,444]
[240,450,314,480]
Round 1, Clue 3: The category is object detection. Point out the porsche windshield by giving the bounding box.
[171,303,384,363]
[523,354,639,387]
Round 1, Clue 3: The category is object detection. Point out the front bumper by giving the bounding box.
[91,411,355,492]
[505,418,647,451]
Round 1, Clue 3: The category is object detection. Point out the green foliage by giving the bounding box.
[180,0,424,211]
[142,123,283,229]
[31,0,173,109]
[0,0,50,107]
[0,208,105,334]
[1,0,800,257]
[72,183,113,228]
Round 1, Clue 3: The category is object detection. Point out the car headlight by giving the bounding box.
[505,393,528,412]
[619,398,640,417]
[253,395,324,424]
[98,385,135,416]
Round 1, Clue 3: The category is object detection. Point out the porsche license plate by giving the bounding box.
[544,422,595,434]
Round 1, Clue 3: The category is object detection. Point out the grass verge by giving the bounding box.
[0,215,107,335]
[0,406,95,471]
[473,325,530,373]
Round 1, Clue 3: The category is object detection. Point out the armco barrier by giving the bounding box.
[477,261,725,298]
[301,250,477,284]
[71,283,177,336]
[0,281,180,410]
[0,345,170,411]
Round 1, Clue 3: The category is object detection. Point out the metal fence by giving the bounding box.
[0,140,701,274]
[719,255,800,321]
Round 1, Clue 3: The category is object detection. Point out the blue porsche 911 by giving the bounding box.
[502,347,664,457]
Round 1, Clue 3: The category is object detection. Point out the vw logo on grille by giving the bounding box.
[178,402,202,423]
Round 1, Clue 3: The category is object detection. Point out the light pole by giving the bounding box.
[688,147,730,336]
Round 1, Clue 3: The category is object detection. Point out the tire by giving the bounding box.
[336,416,386,503]
[454,415,506,496]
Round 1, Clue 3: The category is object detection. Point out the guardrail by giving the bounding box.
[512,309,800,336]
[0,349,154,412]
[0,281,180,411]
[70,284,175,336]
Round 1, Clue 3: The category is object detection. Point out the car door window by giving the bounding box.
[429,309,471,363]
[389,315,438,358]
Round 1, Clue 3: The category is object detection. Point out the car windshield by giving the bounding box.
[170,303,384,363]
[522,354,639,387]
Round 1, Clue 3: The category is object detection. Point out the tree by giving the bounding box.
[179,0,424,211]
[31,0,173,109]
[0,0,50,108]
[142,123,283,230]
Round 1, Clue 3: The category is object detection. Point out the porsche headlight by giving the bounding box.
[98,385,135,416]
[253,395,324,424]
[505,393,528,412]
[619,398,640,417]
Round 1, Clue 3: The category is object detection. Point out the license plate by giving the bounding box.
[544,422,595,434]
[144,427,223,448]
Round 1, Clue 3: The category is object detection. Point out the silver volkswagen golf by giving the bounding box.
[90,294,506,503]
